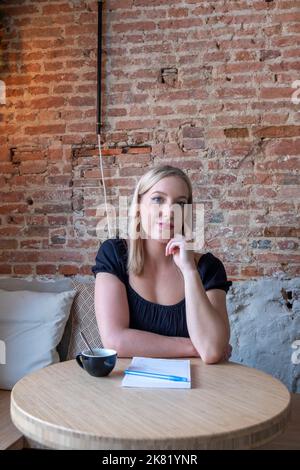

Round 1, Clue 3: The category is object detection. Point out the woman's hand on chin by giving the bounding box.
[165,234,197,274]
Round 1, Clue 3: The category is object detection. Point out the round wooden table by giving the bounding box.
[11,358,291,450]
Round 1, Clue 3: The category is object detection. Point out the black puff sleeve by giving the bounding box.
[91,238,127,285]
[198,252,232,293]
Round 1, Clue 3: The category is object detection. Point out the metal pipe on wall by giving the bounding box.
[97,0,103,135]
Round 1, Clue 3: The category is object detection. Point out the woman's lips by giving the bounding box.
[158,222,174,229]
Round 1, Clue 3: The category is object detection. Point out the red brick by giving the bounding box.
[227,214,250,226]
[0,146,10,162]
[37,251,83,263]
[254,126,300,138]
[32,73,78,84]
[211,174,237,185]
[36,265,57,275]
[169,8,189,17]
[53,84,73,94]
[0,204,28,215]
[119,166,148,177]
[33,189,72,201]
[47,149,63,161]
[217,88,256,99]
[106,0,133,11]
[19,161,47,175]
[274,13,300,23]
[277,240,299,250]
[42,3,73,15]
[263,226,300,238]
[5,75,33,86]
[10,175,45,187]
[12,150,46,163]
[0,251,40,263]
[2,4,39,15]
[47,216,69,226]
[0,227,20,237]
[234,51,257,61]
[265,139,300,156]
[68,97,95,107]
[115,119,159,130]
[34,203,72,214]
[58,265,79,276]
[13,265,33,275]
[241,266,264,277]
[224,128,249,138]
[257,157,300,171]
[0,239,18,249]
[116,154,151,166]
[0,163,19,175]
[256,253,300,263]
[0,192,24,203]
[30,97,66,109]
[113,21,156,33]
[217,63,261,74]
[182,138,205,150]
[20,63,42,74]
[0,265,12,275]
[47,176,72,186]
[260,87,294,99]
[79,265,94,275]
[25,125,66,135]
[125,146,152,154]
[67,122,95,133]
[20,240,42,249]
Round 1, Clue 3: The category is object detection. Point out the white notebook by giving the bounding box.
[121,357,191,389]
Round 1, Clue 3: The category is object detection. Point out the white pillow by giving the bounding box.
[0,288,76,390]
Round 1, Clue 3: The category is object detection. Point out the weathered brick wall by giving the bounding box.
[0,0,299,279]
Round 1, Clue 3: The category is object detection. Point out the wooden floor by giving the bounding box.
[256,393,300,450]
[0,389,299,450]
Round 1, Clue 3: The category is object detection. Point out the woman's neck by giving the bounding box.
[143,238,174,270]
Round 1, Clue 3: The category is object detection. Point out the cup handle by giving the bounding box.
[76,354,84,369]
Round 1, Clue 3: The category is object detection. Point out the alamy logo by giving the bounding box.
[0,340,6,365]
[291,340,300,365]
[95,198,205,251]
[291,80,300,105]
[0,80,5,105]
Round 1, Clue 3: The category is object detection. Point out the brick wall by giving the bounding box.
[0,0,299,279]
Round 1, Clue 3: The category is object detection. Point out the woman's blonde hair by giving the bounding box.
[126,165,193,276]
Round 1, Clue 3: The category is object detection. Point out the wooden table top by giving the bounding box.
[10,358,291,450]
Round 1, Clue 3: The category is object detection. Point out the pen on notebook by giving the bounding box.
[124,369,189,382]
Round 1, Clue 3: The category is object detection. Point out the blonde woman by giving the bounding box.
[92,165,232,363]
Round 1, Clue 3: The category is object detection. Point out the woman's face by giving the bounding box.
[139,176,190,242]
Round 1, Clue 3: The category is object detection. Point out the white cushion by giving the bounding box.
[0,288,76,390]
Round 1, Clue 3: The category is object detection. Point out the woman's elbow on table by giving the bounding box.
[101,332,121,354]
[102,331,131,358]
[199,346,227,365]
[201,353,223,365]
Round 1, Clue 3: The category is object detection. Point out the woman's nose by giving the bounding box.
[160,203,175,221]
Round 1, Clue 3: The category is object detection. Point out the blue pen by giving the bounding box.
[124,369,189,382]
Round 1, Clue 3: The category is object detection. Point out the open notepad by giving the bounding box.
[121,357,191,389]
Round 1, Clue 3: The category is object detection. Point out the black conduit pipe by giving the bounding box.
[97,0,103,135]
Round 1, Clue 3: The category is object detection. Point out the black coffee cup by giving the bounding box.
[76,348,117,377]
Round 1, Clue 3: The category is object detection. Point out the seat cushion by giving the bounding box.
[63,279,103,360]
[0,288,76,390]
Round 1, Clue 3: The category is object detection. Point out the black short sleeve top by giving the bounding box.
[92,238,232,338]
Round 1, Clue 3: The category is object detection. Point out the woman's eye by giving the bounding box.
[151,197,186,206]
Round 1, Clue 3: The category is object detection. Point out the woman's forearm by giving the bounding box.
[111,328,199,358]
[183,269,229,363]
